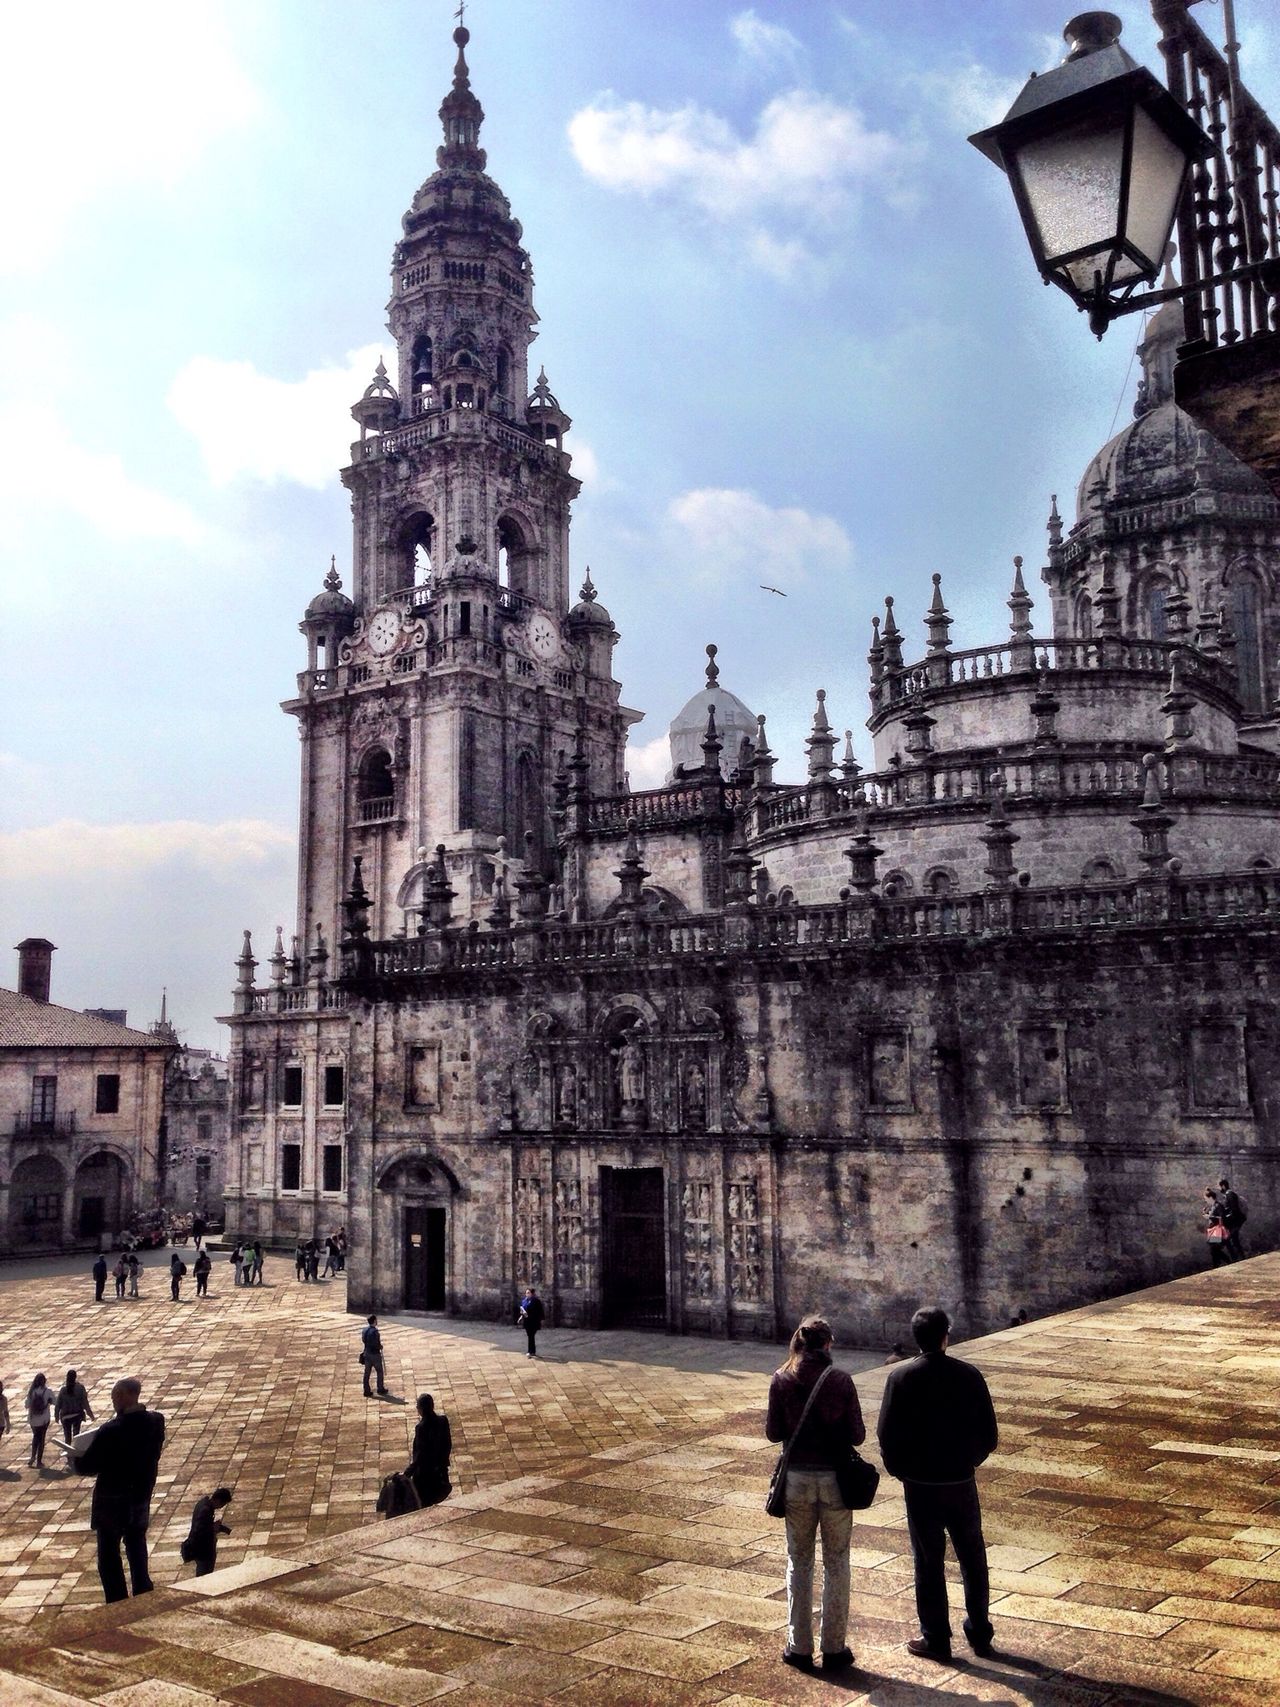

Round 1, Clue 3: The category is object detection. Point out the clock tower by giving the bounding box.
[289,23,633,945]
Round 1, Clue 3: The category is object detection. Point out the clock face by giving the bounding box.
[367,608,401,656]
[527,614,558,660]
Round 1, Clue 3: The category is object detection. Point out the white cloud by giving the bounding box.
[568,88,907,273]
[0,3,259,274]
[625,734,672,791]
[0,401,204,547]
[0,819,294,883]
[916,61,1022,134]
[731,9,803,69]
[667,487,852,590]
[168,344,387,488]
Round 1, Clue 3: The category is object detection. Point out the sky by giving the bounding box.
[3,0,1278,1050]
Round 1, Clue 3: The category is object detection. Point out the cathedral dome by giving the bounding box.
[1076,300,1268,522]
[304,560,354,622]
[566,571,612,629]
[667,647,756,778]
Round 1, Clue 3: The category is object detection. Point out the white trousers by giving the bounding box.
[784,1467,852,1655]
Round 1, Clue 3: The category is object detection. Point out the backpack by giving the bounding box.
[177,1261,188,1277]
[376,1470,421,1519]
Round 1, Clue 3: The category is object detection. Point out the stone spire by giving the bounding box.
[614,818,650,911]
[437,21,486,170]
[1008,556,1035,671]
[751,714,775,793]
[806,689,836,782]
[880,597,903,673]
[701,702,723,773]
[867,614,884,695]
[925,574,952,654]
[1132,753,1175,871]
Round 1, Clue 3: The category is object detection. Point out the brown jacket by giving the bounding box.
[766,1354,865,1469]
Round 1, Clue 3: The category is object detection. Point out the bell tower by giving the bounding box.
[288,23,633,949]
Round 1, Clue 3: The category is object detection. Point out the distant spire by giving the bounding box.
[579,569,596,604]
[705,643,719,689]
[880,597,903,673]
[437,16,486,169]
[925,573,952,656]
[324,556,342,593]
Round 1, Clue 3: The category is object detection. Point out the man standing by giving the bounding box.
[361,1315,388,1397]
[92,1254,108,1302]
[251,1240,265,1286]
[183,1486,232,1577]
[55,1369,95,1444]
[193,1248,212,1297]
[518,1286,545,1358]
[169,1252,186,1301]
[73,1377,166,1603]
[877,1307,998,1663]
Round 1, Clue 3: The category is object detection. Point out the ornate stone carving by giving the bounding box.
[727,1176,762,1302]
[515,1176,544,1286]
[681,1180,714,1300]
[553,1176,586,1288]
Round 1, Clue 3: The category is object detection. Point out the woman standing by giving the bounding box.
[765,1316,864,1675]
[127,1253,141,1296]
[26,1373,54,1468]
[410,1393,453,1507]
[54,1369,94,1444]
[517,1286,545,1357]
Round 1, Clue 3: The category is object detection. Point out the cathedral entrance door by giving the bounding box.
[404,1205,447,1310]
[600,1167,666,1329]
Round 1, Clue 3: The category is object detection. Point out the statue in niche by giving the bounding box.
[683,1057,708,1131]
[613,1026,646,1126]
[554,1061,578,1129]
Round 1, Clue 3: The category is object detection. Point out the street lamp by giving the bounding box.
[970,12,1211,335]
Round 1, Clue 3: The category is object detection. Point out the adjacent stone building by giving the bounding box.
[222,27,1279,1343]
[1,942,170,1250]
[160,1016,231,1223]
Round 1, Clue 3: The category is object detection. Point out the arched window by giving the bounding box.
[395,512,434,592]
[881,870,913,899]
[357,748,395,820]
[496,514,535,599]
[1250,855,1273,871]
[1144,581,1168,642]
[1075,593,1093,639]
[1082,857,1120,883]
[411,334,433,393]
[1231,573,1266,711]
[923,868,956,896]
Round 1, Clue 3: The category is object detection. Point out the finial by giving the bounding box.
[1012,555,1025,592]
[882,595,899,636]
[812,688,830,731]
[925,573,952,660]
[929,572,945,611]
[705,643,719,688]
[324,556,341,593]
[579,569,596,604]
[1141,752,1163,806]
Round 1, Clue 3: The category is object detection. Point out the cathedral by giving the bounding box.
[222,26,1280,1342]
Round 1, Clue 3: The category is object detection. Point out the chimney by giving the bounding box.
[16,938,55,1004]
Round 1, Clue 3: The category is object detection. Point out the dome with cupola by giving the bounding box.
[667,647,757,779]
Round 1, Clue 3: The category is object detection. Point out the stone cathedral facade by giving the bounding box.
[222,28,1280,1343]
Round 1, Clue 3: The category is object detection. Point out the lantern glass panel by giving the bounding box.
[1015,111,1126,269]
[1122,102,1188,276]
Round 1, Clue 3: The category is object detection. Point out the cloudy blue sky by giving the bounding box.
[3,0,1277,1049]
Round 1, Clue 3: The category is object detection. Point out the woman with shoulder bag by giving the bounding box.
[765,1315,868,1675]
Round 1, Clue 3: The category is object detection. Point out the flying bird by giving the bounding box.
[760,584,786,596]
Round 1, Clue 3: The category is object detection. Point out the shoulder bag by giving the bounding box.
[836,1447,880,1511]
[765,1366,833,1518]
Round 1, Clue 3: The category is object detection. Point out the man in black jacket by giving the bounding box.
[74,1377,166,1603]
[877,1306,998,1663]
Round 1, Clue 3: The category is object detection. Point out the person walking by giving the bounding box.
[169,1252,187,1302]
[1218,1177,1247,1261]
[361,1315,388,1398]
[55,1369,95,1445]
[765,1315,864,1674]
[127,1253,140,1297]
[73,1377,166,1603]
[92,1254,108,1303]
[191,1214,207,1250]
[193,1248,212,1297]
[26,1373,54,1468]
[308,1240,321,1282]
[113,1256,127,1299]
[294,1241,307,1282]
[411,1393,453,1508]
[518,1285,545,1358]
[1203,1188,1232,1266]
[251,1241,265,1286]
[182,1487,232,1577]
[877,1306,999,1663]
[322,1235,339,1278]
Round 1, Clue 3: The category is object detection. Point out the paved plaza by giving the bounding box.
[0,1253,1278,1703]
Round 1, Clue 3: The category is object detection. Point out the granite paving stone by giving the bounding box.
[4,1252,1280,1703]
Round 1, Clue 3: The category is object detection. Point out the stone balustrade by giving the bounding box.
[879,636,1232,707]
[328,865,1280,991]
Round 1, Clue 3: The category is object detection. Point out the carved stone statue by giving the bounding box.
[615,1029,646,1125]
[684,1056,707,1130]
[554,1061,578,1129]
